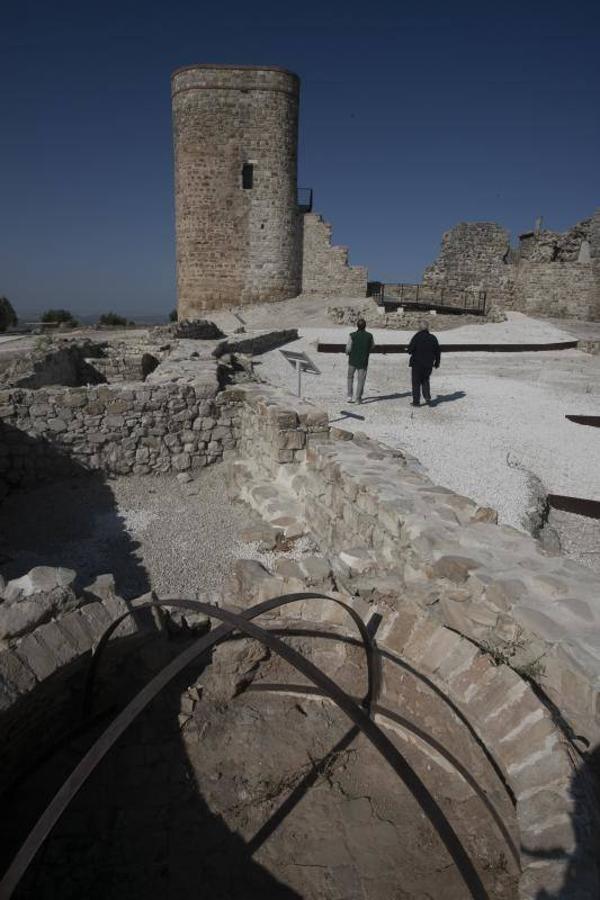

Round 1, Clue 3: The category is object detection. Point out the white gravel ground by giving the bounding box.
[0,469,321,599]
[257,312,600,531]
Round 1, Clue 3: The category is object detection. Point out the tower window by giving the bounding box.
[242,163,254,189]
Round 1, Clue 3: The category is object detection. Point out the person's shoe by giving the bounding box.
[411,402,421,407]
[347,397,355,404]
[356,398,363,405]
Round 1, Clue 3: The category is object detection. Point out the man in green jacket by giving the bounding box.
[345,318,375,404]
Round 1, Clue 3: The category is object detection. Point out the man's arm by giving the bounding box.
[345,336,352,354]
[433,335,441,368]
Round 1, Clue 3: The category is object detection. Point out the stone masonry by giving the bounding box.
[301,213,367,297]
[225,383,600,755]
[172,65,302,314]
[172,65,368,313]
[422,222,514,304]
[422,211,600,319]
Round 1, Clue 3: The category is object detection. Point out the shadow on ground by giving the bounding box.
[0,423,150,599]
[0,634,300,900]
[361,391,412,404]
[430,390,466,407]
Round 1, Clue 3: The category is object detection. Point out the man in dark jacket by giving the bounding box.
[345,318,375,404]
[407,319,441,406]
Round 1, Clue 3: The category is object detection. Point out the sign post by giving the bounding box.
[279,349,321,398]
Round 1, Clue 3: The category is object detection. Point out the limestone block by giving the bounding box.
[14,632,59,681]
[172,452,191,471]
[4,567,77,604]
[78,602,113,643]
[431,555,482,584]
[0,649,37,710]
[57,609,95,653]
[34,620,79,668]
[0,594,56,642]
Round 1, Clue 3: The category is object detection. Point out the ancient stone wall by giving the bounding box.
[0,364,238,491]
[301,213,367,296]
[85,352,159,383]
[422,212,600,320]
[422,222,514,304]
[226,383,600,753]
[172,65,302,314]
[511,260,599,319]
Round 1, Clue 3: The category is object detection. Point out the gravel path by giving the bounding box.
[257,313,600,531]
[0,468,320,599]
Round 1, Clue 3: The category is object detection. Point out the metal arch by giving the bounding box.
[268,625,516,807]
[83,591,379,719]
[0,600,489,900]
[246,682,520,869]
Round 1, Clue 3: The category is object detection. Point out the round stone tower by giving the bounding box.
[171,64,302,316]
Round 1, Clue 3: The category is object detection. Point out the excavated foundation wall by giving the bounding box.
[0,365,239,497]
[228,383,600,754]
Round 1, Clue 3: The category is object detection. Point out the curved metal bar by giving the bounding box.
[246,682,520,869]
[82,591,378,719]
[0,600,488,900]
[268,625,515,807]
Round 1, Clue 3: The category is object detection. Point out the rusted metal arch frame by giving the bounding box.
[269,625,516,805]
[2,593,377,899]
[89,599,516,852]
[83,591,379,719]
[0,596,490,900]
[247,682,520,868]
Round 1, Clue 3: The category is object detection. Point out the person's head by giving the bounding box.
[419,319,430,331]
[357,318,367,330]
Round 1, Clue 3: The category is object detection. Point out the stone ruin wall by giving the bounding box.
[227,384,600,753]
[422,222,515,305]
[0,348,238,500]
[422,210,600,319]
[301,212,367,297]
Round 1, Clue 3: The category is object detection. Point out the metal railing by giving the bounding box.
[375,284,487,316]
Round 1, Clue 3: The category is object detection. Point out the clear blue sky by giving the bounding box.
[1,0,599,318]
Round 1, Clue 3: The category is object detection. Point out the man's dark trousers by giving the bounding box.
[411,365,432,404]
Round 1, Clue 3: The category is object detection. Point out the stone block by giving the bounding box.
[0,649,37,710]
[431,555,481,584]
[15,633,58,681]
[57,609,95,653]
[4,567,76,603]
[78,602,113,643]
[0,594,56,641]
[34,620,79,668]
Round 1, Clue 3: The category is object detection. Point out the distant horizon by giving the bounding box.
[2,0,598,315]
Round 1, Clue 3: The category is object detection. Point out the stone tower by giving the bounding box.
[171,64,302,316]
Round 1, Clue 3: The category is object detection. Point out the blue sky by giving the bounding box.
[1,0,598,318]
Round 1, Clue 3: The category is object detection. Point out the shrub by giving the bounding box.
[41,308,78,326]
[169,308,178,322]
[98,312,128,327]
[0,296,18,332]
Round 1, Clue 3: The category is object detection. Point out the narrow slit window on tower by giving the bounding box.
[242,163,254,189]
